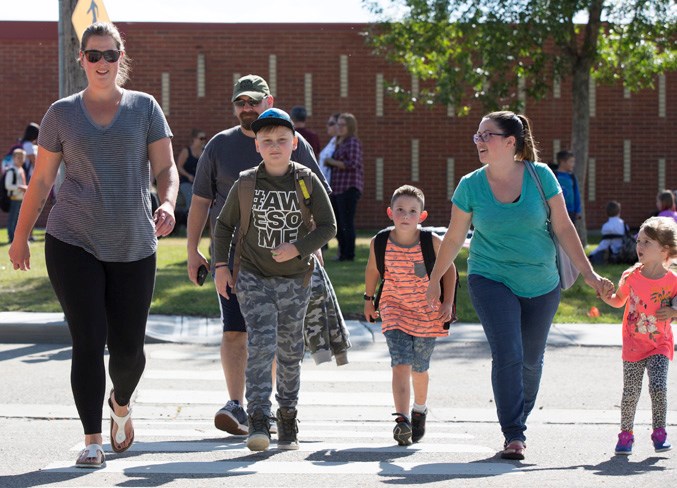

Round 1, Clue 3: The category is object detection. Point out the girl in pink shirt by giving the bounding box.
[602,216,677,455]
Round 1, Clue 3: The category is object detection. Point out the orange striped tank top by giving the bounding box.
[380,236,447,337]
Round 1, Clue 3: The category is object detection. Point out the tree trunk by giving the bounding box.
[568,0,603,247]
[58,0,86,98]
[56,0,86,194]
[570,62,590,246]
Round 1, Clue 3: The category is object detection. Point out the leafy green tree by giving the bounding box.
[364,0,676,240]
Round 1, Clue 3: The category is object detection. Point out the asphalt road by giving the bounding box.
[0,331,675,487]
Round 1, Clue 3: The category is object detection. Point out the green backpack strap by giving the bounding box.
[232,167,258,288]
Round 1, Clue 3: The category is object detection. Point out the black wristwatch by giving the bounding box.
[363,293,374,301]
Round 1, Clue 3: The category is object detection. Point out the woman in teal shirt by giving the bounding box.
[426,111,611,460]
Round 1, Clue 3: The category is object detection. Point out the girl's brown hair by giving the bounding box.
[640,217,677,259]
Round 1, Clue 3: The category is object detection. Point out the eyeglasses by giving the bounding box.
[82,49,122,63]
[233,99,263,108]
[198,135,207,140]
[337,122,347,127]
[326,121,336,127]
[472,132,508,144]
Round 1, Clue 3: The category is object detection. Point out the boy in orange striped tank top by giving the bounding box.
[364,185,457,445]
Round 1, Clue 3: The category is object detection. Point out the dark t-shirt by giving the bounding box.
[296,127,321,159]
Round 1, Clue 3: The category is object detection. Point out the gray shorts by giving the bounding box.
[383,329,437,372]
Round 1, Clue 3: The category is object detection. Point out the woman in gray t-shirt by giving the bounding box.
[8,22,179,469]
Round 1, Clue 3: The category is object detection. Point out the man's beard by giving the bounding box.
[239,112,258,130]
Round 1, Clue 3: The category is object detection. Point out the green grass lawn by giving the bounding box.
[0,228,628,323]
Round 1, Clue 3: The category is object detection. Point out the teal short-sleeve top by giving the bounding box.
[453,161,562,297]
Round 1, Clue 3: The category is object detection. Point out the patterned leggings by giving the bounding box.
[621,354,670,432]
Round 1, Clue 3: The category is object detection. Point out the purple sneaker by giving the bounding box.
[651,428,672,453]
[615,431,634,455]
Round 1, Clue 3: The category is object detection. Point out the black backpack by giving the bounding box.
[605,225,638,265]
[0,167,17,213]
[373,227,459,329]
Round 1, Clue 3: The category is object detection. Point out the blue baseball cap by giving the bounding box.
[251,108,295,134]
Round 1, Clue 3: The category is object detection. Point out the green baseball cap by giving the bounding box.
[232,74,270,102]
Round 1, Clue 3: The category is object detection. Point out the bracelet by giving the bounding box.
[363,293,374,301]
[214,263,228,269]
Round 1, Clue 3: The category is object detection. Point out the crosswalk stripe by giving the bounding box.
[70,440,491,453]
[68,428,473,439]
[137,389,393,406]
[143,369,392,382]
[43,460,521,476]
[148,348,390,363]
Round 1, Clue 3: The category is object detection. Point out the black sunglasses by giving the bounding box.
[233,99,263,108]
[83,49,122,63]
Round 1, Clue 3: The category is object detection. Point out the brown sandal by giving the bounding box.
[501,440,526,460]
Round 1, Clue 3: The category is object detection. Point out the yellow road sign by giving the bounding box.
[72,0,111,42]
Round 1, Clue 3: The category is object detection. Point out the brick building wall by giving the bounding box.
[1,21,675,231]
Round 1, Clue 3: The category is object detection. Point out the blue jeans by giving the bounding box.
[7,199,22,242]
[468,274,560,444]
[179,181,193,209]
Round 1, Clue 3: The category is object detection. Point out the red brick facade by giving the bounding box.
[1,21,675,230]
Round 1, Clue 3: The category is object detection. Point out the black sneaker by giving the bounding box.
[392,413,412,446]
[214,400,248,435]
[268,415,277,436]
[276,407,299,450]
[411,409,427,443]
[246,409,271,451]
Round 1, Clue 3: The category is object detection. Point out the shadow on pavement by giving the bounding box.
[0,343,71,363]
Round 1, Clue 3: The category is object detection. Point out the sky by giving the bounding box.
[0,0,384,23]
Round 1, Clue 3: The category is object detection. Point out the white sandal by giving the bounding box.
[75,444,106,469]
[109,391,134,453]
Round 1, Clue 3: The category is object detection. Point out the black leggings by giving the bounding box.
[45,234,156,435]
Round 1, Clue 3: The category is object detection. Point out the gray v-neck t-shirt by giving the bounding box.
[38,89,172,262]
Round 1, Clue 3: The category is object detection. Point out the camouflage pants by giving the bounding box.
[236,268,310,416]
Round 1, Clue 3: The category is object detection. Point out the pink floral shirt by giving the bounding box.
[618,267,677,362]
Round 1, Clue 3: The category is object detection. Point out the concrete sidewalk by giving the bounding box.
[0,311,623,347]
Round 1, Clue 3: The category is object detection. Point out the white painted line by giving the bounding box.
[43,460,521,476]
[68,428,473,440]
[137,389,392,406]
[70,440,490,453]
[143,369,391,382]
[148,348,390,363]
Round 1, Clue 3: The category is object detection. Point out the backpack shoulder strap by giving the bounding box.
[373,227,392,278]
[232,166,258,287]
[419,228,436,277]
[372,227,392,310]
[237,167,258,237]
[420,227,460,329]
[292,163,314,230]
